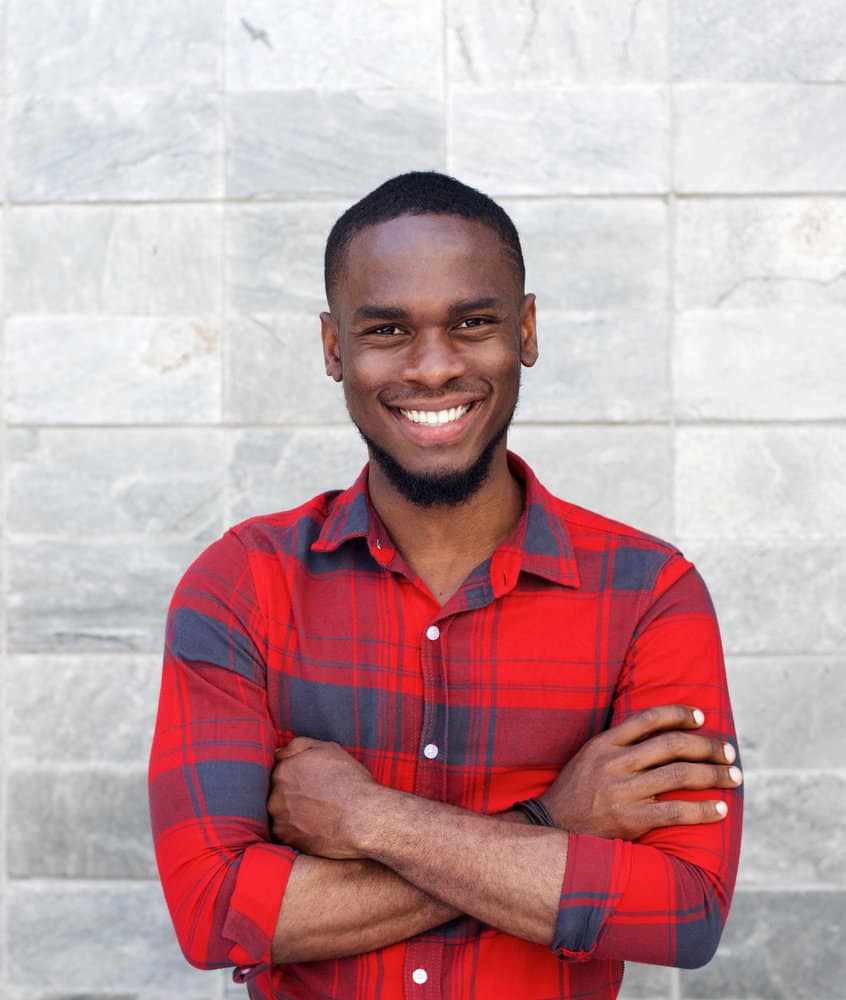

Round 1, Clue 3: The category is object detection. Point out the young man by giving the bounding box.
[149,172,742,1000]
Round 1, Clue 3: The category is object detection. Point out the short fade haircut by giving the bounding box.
[324,171,525,303]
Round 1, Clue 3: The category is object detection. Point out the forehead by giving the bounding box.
[335,214,521,308]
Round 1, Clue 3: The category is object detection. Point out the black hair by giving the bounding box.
[324,171,525,302]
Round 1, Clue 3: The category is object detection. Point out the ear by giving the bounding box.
[519,293,538,368]
[320,312,343,381]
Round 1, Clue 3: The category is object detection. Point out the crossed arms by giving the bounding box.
[268,706,742,964]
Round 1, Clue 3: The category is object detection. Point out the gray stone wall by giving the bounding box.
[2,2,844,998]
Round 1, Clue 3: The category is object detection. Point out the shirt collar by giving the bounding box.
[311,452,580,589]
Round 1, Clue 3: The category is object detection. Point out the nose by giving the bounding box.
[402,330,466,388]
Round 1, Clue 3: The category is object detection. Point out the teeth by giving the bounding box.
[400,404,471,426]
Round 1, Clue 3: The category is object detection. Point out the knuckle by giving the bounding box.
[665,800,686,824]
[666,761,689,785]
[663,731,688,755]
[638,707,658,727]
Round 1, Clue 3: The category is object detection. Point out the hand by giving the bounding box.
[538,705,742,840]
[268,737,378,859]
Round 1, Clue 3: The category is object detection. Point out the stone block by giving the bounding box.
[6,317,222,424]
[5,654,161,764]
[8,429,225,541]
[225,975,250,997]
[509,198,669,310]
[672,0,846,82]
[226,91,443,198]
[224,316,349,424]
[448,0,666,85]
[675,85,846,193]
[9,91,221,202]
[8,767,156,877]
[738,772,845,887]
[8,0,222,93]
[507,425,674,540]
[674,310,846,420]
[675,197,846,310]
[228,427,367,522]
[617,963,675,999]
[522,309,669,421]
[226,202,341,314]
[726,656,846,770]
[675,426,846,540]
[678,540,846,655]
[3,992,216,1000]
[679,889,846,998]
[6,882,214,993]
[228,0,442,92]
[451,89,669,194]
[6,539,204,652]
[6,205,223,314]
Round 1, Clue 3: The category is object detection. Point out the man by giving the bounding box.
[149,172,742,1000]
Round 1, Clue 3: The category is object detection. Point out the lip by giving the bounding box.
[386,399,481,445]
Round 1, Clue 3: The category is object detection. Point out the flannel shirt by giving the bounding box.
[148,453,742,1000]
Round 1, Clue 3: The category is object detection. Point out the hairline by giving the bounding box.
[325,209,525,309]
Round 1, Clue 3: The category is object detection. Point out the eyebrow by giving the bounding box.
[352,304,411,322]
[351,297,504,323]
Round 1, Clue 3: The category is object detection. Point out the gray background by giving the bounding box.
[2,2,845,998]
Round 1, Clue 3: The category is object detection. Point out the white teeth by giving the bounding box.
[399,404,471,426]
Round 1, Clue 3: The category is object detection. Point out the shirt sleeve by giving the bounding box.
[551,555,743,968]
[148,529,295,976]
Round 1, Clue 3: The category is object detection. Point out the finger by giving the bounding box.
[641,796,732,830]
[274,736,322,759]
[609,705,705,747]
[637,761,744,798]
[629,731,737,771]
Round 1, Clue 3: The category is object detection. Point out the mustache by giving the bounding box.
[381,382,486,406]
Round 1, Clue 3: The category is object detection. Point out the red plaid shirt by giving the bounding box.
[149,454,741,999]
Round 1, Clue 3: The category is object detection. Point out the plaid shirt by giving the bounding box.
[149,454,741,1000]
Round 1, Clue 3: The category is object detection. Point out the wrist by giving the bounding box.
[345,782,398,859]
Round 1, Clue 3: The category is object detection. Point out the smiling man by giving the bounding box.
[149,172,742,1000]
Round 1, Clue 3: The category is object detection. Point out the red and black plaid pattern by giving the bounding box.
[149,453,742,999]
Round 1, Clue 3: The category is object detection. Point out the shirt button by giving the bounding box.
[423,743,439,760]
[412,968,428,985]
[425,625,440,641]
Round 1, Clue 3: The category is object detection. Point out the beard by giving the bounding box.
[355,412,513,509]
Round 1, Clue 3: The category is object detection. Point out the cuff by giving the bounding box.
[552,833,631,961]
[223,842,296,976]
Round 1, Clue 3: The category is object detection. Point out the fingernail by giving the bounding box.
[723,742,736,763]
[729,766,743,784]
[715,801,728,817]
[692,708,705,726]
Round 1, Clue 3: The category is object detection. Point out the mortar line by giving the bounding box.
[1,0,11,985]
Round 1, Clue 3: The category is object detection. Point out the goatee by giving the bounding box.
[356,417,511,508]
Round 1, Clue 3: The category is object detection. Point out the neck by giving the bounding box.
[367,447,524,584]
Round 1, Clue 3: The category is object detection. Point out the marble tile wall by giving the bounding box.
[2,2,843,998]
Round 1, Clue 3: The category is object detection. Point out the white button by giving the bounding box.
[423,743,439,759]
[412,968,428,985]
[426,625,440,641]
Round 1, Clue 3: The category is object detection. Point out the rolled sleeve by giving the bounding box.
[553,834,631,960]
[225,844,296,971]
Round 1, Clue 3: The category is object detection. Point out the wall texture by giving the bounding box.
[2,2,845,998]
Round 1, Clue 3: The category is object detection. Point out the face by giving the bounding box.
[321,213,537,506]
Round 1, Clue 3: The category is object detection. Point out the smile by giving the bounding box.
[398,405,472,426]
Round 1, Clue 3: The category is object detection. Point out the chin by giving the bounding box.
[357,421,510,509]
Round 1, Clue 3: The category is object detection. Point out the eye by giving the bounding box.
[371,324,403,336]
[456,316,491,330]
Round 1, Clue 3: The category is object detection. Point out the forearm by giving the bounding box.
[351,787,568,946]
[271,854,459,964]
